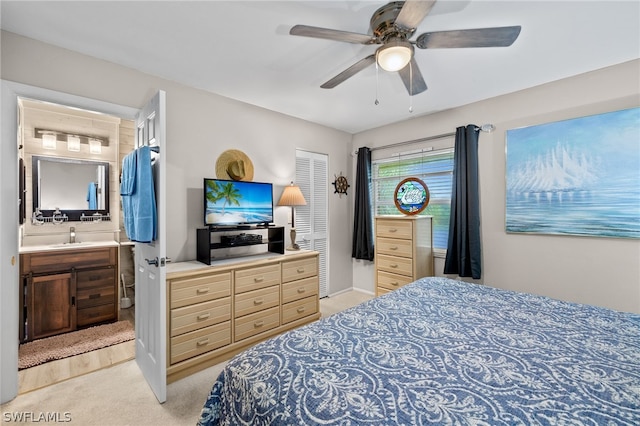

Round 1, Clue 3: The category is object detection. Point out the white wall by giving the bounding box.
[352,59,640,314]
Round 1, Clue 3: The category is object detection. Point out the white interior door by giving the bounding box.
[295,150,329,297]
[134,91,167,403]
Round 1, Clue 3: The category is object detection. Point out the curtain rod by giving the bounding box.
[354,123,495,155]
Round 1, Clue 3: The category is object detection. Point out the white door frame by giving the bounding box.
[0,80,138,403]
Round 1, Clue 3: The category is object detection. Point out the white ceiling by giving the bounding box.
[1,1,639,134]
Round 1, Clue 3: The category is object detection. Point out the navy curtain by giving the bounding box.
[444,125,482,279]
[352,147,375,261]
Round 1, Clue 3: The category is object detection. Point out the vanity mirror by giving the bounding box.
[32,156,110,221]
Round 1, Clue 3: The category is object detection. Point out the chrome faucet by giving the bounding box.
[69,227,76,244]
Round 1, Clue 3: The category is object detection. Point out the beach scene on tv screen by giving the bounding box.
[205,180,272,225]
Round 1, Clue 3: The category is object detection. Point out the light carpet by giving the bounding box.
[19,321,135,369]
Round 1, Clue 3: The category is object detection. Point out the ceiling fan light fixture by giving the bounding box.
[377,39,413,72]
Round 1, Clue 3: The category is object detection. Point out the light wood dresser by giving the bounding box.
[166,251,319,383]
[375,216,433,296]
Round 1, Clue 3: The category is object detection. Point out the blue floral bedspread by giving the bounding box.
[198,277,640,425]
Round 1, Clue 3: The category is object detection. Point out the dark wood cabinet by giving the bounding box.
[28,272,76,340]
[20,246,118,342]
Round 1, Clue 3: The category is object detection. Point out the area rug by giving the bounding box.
[19,321,135,370]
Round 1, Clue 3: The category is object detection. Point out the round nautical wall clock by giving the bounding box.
[394,177,430,215]
[332,173,349,197]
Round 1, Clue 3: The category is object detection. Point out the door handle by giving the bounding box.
[145,257,158,267]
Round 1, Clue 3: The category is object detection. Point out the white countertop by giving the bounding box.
[19,240,120,254]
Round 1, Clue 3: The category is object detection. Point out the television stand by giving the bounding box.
[197,226,285,265]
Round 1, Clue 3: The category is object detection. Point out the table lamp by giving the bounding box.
[277,182,307,250]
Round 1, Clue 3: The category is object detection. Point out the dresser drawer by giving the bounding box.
[170,321,231,364]
[77,303,116,327]
[376,237,413,258]
[377,254,413,276]
[235,285,280,318]
[235,264,280,294]
[282,276,318,304]
[170,272,231,309]
[171,297,231,337]
[234,306,280,341]
[282,295,318,325]
[377,270,414,292]
[282,256,318,283]
[376,219,413,239]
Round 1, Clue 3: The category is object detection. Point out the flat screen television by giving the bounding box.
[204,178,274,227]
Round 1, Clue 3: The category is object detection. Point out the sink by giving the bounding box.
[20,240,120,253]
[50,241,105,248]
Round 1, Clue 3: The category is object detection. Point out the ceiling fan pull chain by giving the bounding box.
[374,51,380,105]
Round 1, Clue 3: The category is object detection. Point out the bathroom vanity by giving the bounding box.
[19,243,119,342]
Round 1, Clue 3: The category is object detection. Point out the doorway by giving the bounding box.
[1,80,139,403]
[16,98,137,393]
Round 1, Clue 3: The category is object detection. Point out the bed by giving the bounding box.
[198,277,640,425]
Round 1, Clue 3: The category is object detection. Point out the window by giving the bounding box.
[372,148,453,250]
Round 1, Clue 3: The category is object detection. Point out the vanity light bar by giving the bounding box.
[34,128,109,147]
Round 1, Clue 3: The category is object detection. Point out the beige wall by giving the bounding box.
[352,59,640,313]
[2,30,638,313]
[1,30,354,296]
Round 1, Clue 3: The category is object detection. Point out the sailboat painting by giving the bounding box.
[506,107,639,239]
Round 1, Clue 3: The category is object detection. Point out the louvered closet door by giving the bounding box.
[295,150,329,298]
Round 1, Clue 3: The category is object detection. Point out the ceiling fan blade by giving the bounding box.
[395,0,436,31]
[416,26,522,49]
[398,58,428,95]
[290,25,375,44]
[321,55,376,89]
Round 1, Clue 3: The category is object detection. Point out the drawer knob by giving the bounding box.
[196,338,209,347]
[297,268,305,273]
[254,298,263,305]
[389,228,397,233]
[254,276,264,282]
[390,264,398,268]
[392,282,399,286]
[297,307,306,313]
[297,288,306,294]
[390,246,398,250]
[254,320,264,328]
[197,313,210,320]
[196,288,209,294]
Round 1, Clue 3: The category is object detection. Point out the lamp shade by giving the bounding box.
[377,39,413,72]
[278,183,307,206]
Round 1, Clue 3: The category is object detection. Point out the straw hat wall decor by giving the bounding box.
[215,149,254,181]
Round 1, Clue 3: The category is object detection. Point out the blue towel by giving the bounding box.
[120,146,157,242]
[121,150,137,240]
[87,182,97,209]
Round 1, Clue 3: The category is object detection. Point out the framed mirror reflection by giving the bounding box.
[32,156,110,221]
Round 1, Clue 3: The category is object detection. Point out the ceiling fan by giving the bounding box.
[290,0,521,95]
